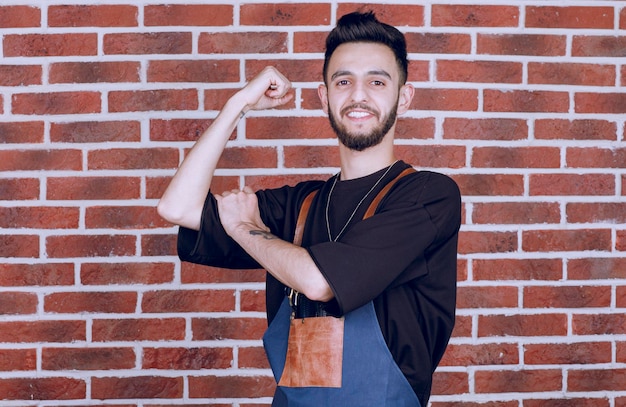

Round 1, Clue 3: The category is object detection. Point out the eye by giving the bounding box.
[336,79,350,86]
[371,80,385,86]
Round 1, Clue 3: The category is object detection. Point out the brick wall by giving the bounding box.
[1,1,625,406]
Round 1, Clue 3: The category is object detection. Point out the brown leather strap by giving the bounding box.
[293,190,318,246]
[293,166,416,245]
[363,167,416,219]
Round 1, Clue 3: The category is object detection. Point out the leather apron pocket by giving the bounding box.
[277,315,344,388]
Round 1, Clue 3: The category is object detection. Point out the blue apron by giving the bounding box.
[263,297,421,407]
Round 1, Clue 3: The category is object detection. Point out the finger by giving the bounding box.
[242,186,254,194]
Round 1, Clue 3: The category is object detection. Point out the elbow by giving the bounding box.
[303,280,334,303]
[157,198,184,226]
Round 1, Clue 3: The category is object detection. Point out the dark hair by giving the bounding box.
[323,11,409,85]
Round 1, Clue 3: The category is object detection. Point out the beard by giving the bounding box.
[328,101,398,152]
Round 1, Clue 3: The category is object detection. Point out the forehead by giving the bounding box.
[326,42,399,80]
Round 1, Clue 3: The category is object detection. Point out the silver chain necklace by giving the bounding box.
[325,160,399,242]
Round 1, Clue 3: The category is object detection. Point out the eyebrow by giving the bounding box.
[330,69,393,81]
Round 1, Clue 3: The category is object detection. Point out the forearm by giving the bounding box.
[231,224,334,302]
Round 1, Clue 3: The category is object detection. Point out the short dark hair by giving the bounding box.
[323,11,409,85]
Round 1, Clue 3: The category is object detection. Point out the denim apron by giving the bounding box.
[262,167,421,406]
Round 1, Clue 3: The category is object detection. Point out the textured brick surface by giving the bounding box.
[1,2,624,406]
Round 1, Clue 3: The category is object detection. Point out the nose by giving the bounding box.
[350,82,368,103]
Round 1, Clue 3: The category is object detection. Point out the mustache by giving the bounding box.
[340,103,379,117]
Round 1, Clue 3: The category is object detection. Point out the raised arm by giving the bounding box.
[157,67,294,230]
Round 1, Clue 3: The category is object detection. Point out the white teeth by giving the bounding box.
[347,111,370,118]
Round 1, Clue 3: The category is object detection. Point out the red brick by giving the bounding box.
[50,61,140,83]
[148,59,239,83]
[0,5,40,28]
[0,65,41,86]
[199,32,288,54]
[568,203,626,224]
[86,206,170,229]
[525,285,611,308]
[411,88,478,111]
[240,3,330,26]
[50,120,140,143]
[472,146,560,168]
[525,342,611,365]
[431,401,517,407]
[217,146,278,169]
[534,119,617,141]
[0,320,85,342]
[92,318,185,342]
[245,173,330,190]
[457,286,518,309]
[0,149,82,171]
[568,258,626,280]
[439,343,519,366]
[452,174,524,196]
[485,90,568,113]
[45,291,137,313]
[0,292,37,314]
[246,59,322,83]
[534,173,616,196]
[0,263,74,286]
[12,91,101,115]
[92,376,183,399]
[46,234,137,258]
[437,60,522,83]
[573,313,626,335]
[247,117,333,140]
[406,32,471,54]
[81,262,174,285]
[294,31,327,53]
[397,145,466,169]
[479,313,567,337]
[338,4,424,26]
[189,375,274,398]
[473,202,560,225]
[143,347,233,369]
[0,235,39,258]
[3,33,97,57]
[104,32,192,55]
[238,346,269,369]
[141,234,177,257]
[475,369,562,393]
[108,89,197,113]
[284,145,338,168]
[619,230,626,251]
[181,263,265,284]
[240,289,266,313]
[458,231,517,255]
[444,118,529,141]
[573,36,626,57]
[430,371,469,396]
[0,206,79,229]
[451,315,472,338]
[42,347,136,370]
[0,377,86,400]
[568,369,626,392]
[88,147,179,170]
[0,121,44,143]
[575,92,626,114]
[192,317,267,340]
[478,34,566,56]
[48,5,137,27]
[523,229,612,252]
[150,118,214,142]
[525,398,609,407]
[144,4,232,26]
[142,289,235,313]
[393,118,436,140]
[0,349,36,371]
[529,62,615,86]
[47,176,141,200]
[432,5,519,27]
[526,6,613,29]
[473,258,563,281]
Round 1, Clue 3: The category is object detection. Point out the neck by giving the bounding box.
[338,141,396,180]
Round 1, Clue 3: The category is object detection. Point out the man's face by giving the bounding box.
[319,42,411,152]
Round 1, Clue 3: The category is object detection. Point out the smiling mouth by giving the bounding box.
[342,104,378,120]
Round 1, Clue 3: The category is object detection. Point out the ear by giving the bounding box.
[317,84,329,114]
[396,83,414,115]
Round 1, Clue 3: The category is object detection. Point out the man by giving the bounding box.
[158,11,461,406]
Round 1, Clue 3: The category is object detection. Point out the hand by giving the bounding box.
[237,66,294,114]
[214,186,269,237]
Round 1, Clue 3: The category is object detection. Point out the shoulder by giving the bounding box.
[396,169,460,203]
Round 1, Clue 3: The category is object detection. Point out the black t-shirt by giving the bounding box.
[178,161,461,405]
